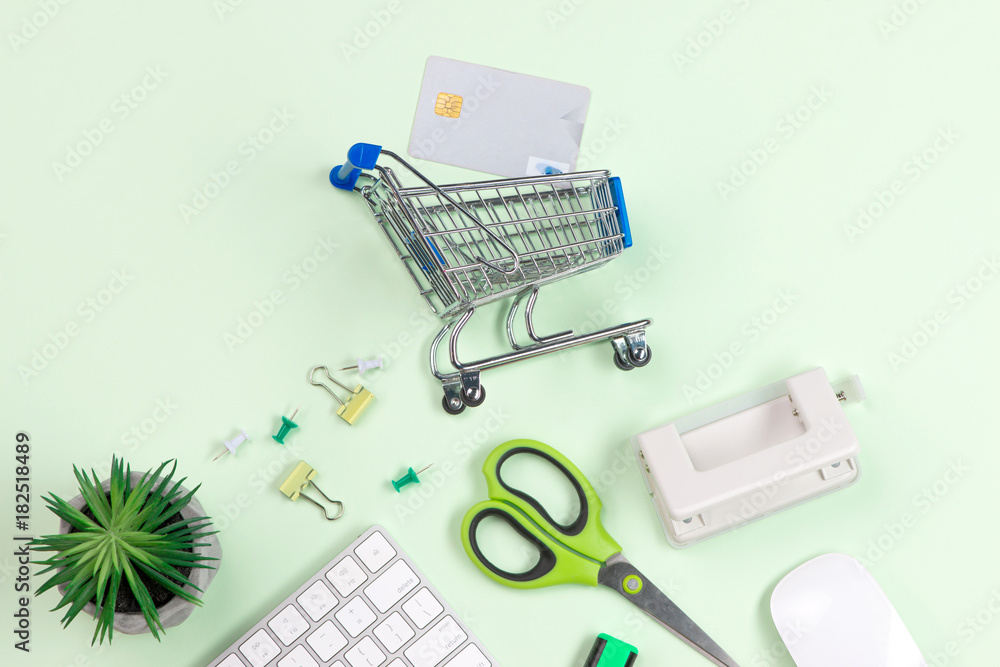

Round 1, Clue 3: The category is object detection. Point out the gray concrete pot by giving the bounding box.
[56,471,222,636]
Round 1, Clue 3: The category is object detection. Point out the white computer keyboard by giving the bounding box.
[208,525,497,667]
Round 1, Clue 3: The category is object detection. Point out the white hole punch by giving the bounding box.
[632,367,866,548]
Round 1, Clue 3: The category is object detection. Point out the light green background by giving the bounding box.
[2,1,999,666]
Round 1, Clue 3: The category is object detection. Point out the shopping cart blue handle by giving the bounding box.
[330,142,382,190]
[608,177,632,249]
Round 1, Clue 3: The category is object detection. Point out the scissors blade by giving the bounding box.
[597,556,740,667]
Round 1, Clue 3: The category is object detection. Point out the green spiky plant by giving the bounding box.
[31,457,217,645]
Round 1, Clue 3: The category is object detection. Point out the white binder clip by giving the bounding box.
[632,367,866,548]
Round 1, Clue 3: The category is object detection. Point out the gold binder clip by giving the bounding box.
[279,461,344,521]
[309,365,375,425]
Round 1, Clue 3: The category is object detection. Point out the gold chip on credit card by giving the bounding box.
[435,92,463,118]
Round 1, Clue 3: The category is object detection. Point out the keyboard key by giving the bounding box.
[355,531,396,573]
[374,611,415,653]
[345,636,387,666]
[268,604,309,646]
[327,556,369,596]
[447,644,492,667]
[335,596,378,637]
[401,587,444,629]
[278,645,319,667]
[240,628,281,667]
[306,620,348,661]
[209,526,496,667]
[403,616,467,667]
[297,580,338,621]
[365,560,419,613]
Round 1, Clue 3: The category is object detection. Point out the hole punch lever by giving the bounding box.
[279,460,345,521]
[309,365,375,425]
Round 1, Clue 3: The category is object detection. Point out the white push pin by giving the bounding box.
[340,355,383,376]
[214,429,249,462]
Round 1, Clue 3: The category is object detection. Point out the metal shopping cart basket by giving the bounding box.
[330,142,652,414]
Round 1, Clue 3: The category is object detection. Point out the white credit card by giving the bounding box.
[408,56,590,178]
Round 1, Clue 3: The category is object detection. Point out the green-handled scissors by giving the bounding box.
[461,439,740,667]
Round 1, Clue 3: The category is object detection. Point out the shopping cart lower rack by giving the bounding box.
[330,143,653,414]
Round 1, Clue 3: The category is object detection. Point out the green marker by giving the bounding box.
[584,633,638,667]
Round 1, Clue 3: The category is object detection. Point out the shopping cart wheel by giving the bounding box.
[442,395,466,415]
[628,345,652,368]
[613,353,634,371]
[462,385,487,408]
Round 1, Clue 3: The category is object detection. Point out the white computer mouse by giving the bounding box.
[770,553,926,667]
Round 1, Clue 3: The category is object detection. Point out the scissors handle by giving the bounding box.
[461,499,602,589]
[480,440,621,561]
[460,440,623,589]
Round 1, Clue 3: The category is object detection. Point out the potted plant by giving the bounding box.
[31,457,221,645]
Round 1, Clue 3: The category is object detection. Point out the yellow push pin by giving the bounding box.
[279,461,344,521]
[308,365,374,425]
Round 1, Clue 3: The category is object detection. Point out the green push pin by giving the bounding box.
[392,464,432,492]
[272,407,299,444]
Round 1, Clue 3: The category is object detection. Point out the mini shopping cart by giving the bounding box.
[330,143,652,414]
